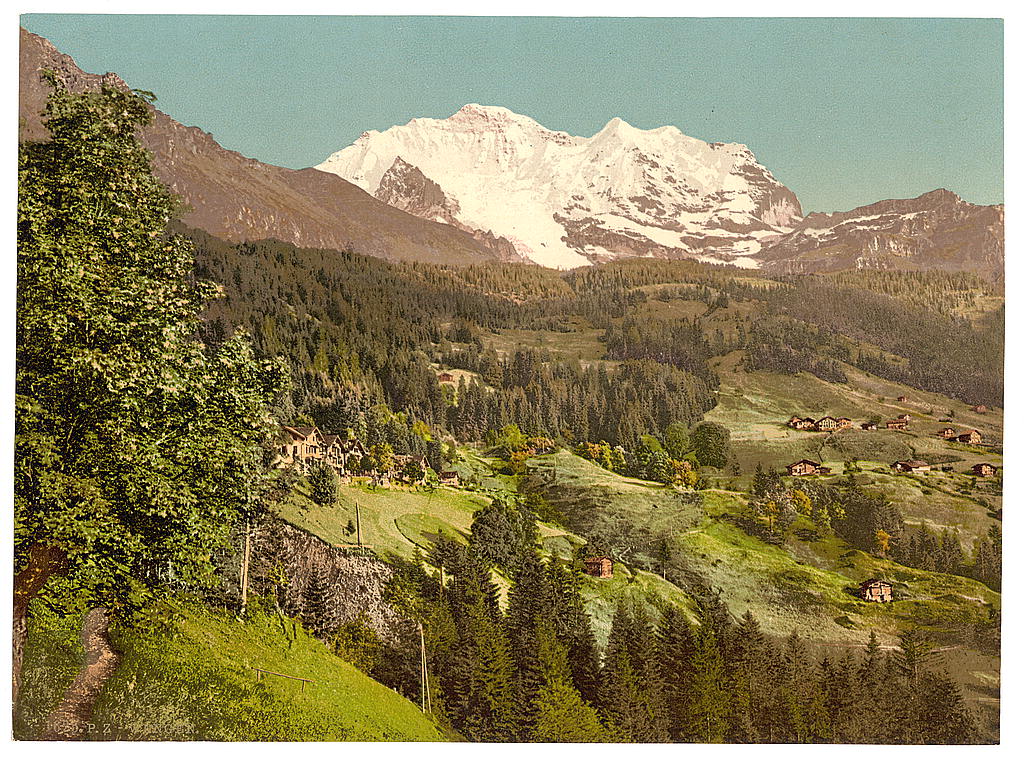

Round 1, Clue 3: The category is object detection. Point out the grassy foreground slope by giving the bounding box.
[16,599,445,742]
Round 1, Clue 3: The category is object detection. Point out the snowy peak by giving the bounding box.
[317,106,802,268]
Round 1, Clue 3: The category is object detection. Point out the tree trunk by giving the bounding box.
[43,607,121,740]
[13,543,67,707]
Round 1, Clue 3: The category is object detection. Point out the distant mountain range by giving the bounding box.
[19,28,1004,278]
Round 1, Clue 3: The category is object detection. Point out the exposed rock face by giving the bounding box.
[317,104,803,269]
[19,28,503,267]
[254,520,411,645]
[758,189,1004,280]
[376,156,530,262]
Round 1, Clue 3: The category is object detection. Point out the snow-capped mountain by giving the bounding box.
[758,189,1004,280]
[317,104,803,269]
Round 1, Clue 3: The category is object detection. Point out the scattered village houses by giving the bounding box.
[891,459,930,474]
[971,463,998,477]
[786,459,831,477]
[973,404,988,414]
[860,422,878,431]
[437,372,455,384]
[859,578,894,603]
[896,395,908,403]
[885,419,908,431]
[937,427,957,439]
[585,556,614,579]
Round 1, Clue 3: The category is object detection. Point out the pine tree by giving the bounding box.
[657,606,695,740]
[531,622,608,742]
[685,620,728,742]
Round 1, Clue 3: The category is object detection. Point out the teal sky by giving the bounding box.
[21,15,1003,213]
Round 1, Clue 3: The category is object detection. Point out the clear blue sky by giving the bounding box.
[21,14,1003,213]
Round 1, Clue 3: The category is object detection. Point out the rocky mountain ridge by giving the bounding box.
[19,28,503,267]
[758,189,1004,280]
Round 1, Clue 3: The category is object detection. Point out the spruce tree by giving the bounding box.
[685,620,728,742]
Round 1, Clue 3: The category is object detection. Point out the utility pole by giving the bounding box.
[240,520,252,616]
[418,621,431,716]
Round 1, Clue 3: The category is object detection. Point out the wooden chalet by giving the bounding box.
[956,430,982,445]
[584,556,614,579]
[338,438,368,474]
[937,427,957,439]
[816,416,841,432]
[897,395,908,403]
[860,422,878,431]
[787,459,830,477]
[859,579,894,603]
[885,419,908,431]
[439,470,461,486]
[786,416,817,430]
[891,460,930,474]
[437,372,456,384]
[280,426,325,466]
[897,413,911,421]
[971,463,998,477]
[973,404,988,414]
[321,434,345,470]
[836,417,853,428]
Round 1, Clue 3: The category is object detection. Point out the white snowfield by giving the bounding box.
[317,104,802,269]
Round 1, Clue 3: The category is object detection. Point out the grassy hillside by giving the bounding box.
[520,449,1000,736]
[16,598,445,741]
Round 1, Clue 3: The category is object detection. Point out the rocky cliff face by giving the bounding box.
[317,104,803,269]
[252,520,411,645]
[758,189,1004,280]
[19,29,503,267]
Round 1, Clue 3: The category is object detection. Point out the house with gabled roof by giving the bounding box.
[891,459,930,474]
[787,458,829,476]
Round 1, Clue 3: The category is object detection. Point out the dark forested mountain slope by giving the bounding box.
[19,28,502,267]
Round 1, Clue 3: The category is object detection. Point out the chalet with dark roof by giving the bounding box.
[787,459,830,477]
[971,463,998,477]
[891,459,930,474]
[885,419,908,431]
[937,427,957,439]
[439,470,461,486]
[956,430,982,445]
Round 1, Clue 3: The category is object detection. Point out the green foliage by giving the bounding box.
[307,462,339,506]
[16,77,286,611]
[331,616,384,675]
[691,421,732,469]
